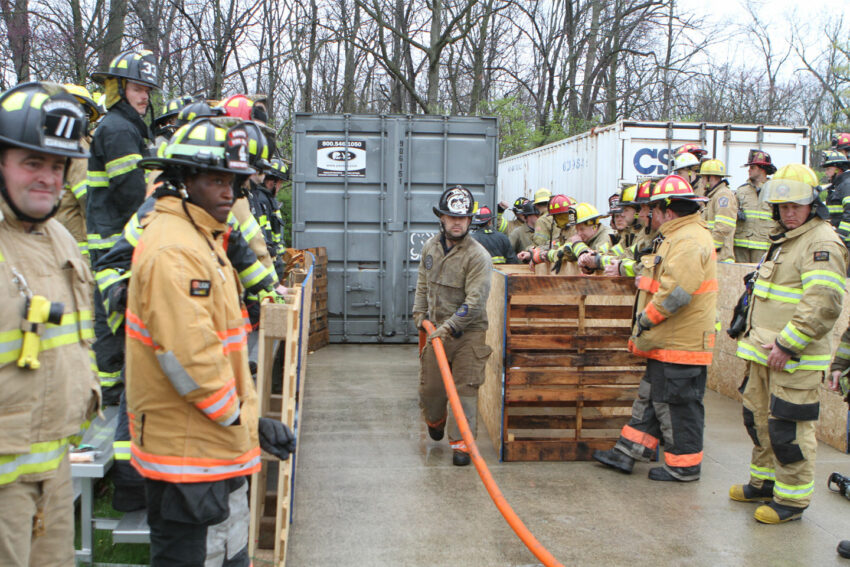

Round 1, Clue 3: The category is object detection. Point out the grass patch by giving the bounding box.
[75,478,149,566]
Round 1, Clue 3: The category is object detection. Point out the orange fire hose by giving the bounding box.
[420,321,565,567]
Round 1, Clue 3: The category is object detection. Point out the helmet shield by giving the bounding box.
[760,178,817,205]
[433,185,475,217]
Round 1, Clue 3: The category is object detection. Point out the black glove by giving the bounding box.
[737,209,747,222]
[107,281,128,317]
[258,417,296,461]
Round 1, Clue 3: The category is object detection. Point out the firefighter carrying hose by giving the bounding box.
[126,117,295,564]
[0,81,100,566]
[413,185,492,467]
[731,164,847,524]
[593,174,717,482]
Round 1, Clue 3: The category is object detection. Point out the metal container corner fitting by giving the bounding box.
[292,114,499,343]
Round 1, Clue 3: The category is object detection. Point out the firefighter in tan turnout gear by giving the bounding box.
[700,159,737,263]
[731,164,847,524]
[0,82,100,566]
[126,118,295,565]
[413,185,492,467]
[734,149,777,263]
[593,174,717,482]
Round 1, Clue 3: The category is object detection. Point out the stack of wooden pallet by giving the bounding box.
[249,254,314,566]
[305,247,328,350]
[480,266,645,461]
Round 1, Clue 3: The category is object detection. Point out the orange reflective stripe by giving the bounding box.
[130,444,261,483]
[628,340,713,365]
[621,424,659,450]
[196,378,237,414]
[126,309,156,347]
[693,279,718,294]
[664,451,703,468]
[636,276,660,293]
[645,303,665,325]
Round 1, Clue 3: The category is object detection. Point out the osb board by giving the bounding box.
[479,269,507,457]
[710,262,849,452]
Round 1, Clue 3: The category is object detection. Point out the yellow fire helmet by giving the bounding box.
[572,202,603,225]
[699,159,728,177]
[533,187,552,205]
[63,83,106,122]
[760,163,819,205]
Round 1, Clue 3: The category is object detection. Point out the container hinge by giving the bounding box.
[387,222,404,232]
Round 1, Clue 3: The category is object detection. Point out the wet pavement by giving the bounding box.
[287,344,850,567]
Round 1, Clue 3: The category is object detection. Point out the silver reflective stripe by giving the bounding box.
[199,385,237,418]
[661,285,692,314]
[0,443,67,477]
[221,330,246,350]
[133,451,260,478]
[220,405,240,426]
[156,351,200,396]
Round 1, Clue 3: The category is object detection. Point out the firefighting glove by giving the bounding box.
[258,418,296,461]
[107,281,128,317]
[737,209,747,222]
[634,311,653,337]
[428,323,453,344]
[258,288,286,304]
[413,312,427,330]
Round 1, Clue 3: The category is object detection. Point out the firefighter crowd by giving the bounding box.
[2,40,850,565]
[420,137,850,557]
[0,48,296,566]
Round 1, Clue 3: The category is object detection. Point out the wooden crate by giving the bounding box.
[249,252,314,566]
[304,247,328,351]
[479,266,644,461]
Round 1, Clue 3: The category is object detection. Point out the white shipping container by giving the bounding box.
[498,120,810,215]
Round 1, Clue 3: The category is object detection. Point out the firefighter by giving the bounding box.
[413,185,492,466]
[471,206,518,264]
[87,48,160,399]
[260,158,289,252]
[672,152,701,188]
[832,132,850,158]
[0,82,100,566]
[593,174,716,482]
[608,185,640,248]
[497,197,527,235]
[152,95,194,146]
[730,164,847,523]
[54,84,105,259]
[126,118,295,565]
[509,200,539,255]
[532,187,551,216]
[734,149,777,263]
[822,149,850,252]
[674,143,709,195]
[555,202,614,273]
[523,194,575,260]
[700,159,737,263]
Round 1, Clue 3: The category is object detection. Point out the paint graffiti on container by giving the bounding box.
[409,232,436,261]
[633,147,674,175]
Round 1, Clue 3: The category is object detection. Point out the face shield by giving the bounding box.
[759,178,817,206]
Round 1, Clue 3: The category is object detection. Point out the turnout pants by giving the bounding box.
[145,476,250,567]
[741,362,819,509]
[734,246,766,264]
[0,454,74,567]
[419,330,492,448]
[111,390,146,512]
[615,359,707,481]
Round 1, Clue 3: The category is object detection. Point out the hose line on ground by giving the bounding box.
[420,320,565,567]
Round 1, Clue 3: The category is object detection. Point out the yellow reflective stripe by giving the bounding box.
[749,464,775,480]
[105,154,142,179]
[113,441,132,461]
[86,233,121,250]
[238,261,269,289]
[107,311,125,335]
[734,238,770,250]
[123,213,144,246]
[836,342,850,361]
[87,170,108,188]
[706,220,716,230]
[0,311,93,364]
[843,196,850,206]
[801,269,846,294]
[491,256,506,264]
[753,280,802,304]
[743,210,772,219]
[828,205,843,214]
[779,323,812,350]
[497,217,508,233]
[95,267,128,294]
[77,241,89,256]
[70,179,87,200]
[1,91,28,112]
[240,216,261,242]
[774,480,814,499]
[715,215,736,227]
[622,259,637,277]
[736,342,831,372]
[0,439,70,485]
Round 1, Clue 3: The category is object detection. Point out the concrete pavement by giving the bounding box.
[287,344,850,567]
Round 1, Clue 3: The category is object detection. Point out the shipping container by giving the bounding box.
[498,120,810,214]
[292,114,499,343]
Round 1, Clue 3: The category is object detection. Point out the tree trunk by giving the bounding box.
[661,0,674,120]
[100,0,128,71]
[426,0,443,113]
[1,0,31,82]
[342,0,360,113]
[69,0,86,84]
[303,0,319,112]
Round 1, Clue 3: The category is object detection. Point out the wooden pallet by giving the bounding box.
[304,247,328,351]
[248,254,314,566]
[480,267,644,461]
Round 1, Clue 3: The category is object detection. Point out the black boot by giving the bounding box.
[592,448,634,474]
[838,540,850,559]
[648,466,698,482]
[452,450,471,466]
[754,501,804,524]
[729,481,774,502]
[427,419,445,441]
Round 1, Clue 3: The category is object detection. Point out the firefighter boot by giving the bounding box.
[451,441,470,467]
[729,481,774,502]
[427,417,446,441]
[648,466,698,482]
[592,448,634,474]
[754,501,804,524]
[838,540,850,559]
